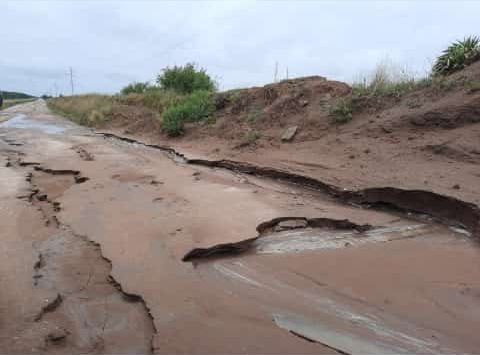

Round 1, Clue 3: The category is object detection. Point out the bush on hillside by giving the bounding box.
[162,90,214,136]
[433,36,480,75]
[329,98,353,124]
[157,63,216,94]
[121,81,151,95]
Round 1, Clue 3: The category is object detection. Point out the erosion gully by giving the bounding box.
[1,101,479,354]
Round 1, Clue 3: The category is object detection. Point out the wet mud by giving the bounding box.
[2,103,480,354]
[2,152,155,354]
[183,217,373,262]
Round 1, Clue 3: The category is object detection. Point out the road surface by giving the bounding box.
[1,101,479,354]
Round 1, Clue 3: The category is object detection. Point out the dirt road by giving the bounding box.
[1,101,480,354]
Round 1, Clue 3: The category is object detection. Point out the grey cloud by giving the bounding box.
[1,0,479,96]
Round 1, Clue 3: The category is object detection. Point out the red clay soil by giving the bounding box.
[2,99,480,354]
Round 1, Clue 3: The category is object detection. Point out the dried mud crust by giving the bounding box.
[4,152,155,354]
[182,217,373,262]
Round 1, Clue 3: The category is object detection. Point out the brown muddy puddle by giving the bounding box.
[200,224,478,353]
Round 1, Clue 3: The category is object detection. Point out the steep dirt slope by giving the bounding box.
[102,62,480,207]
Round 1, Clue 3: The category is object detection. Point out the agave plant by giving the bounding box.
[433,36,480,75]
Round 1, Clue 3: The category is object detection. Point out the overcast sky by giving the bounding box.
[1,1,479,96]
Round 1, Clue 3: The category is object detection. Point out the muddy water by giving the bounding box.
[0,114,66,134]
[1,101,480,354]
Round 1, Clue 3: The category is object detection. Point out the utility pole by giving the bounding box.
[274,61,278,83]
[69,67,74,96]
[286,66,289,80]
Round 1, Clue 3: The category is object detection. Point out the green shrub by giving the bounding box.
[162,90,214,136]
[433,36,480,75]
[246,131,261,145]
[180,90,214,122]
[329,98,353,124]
[157,63,216,94]
[121,81,150,95]
[162,105,185,136]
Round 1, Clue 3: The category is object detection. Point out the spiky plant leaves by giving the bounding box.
[433,36,480,75]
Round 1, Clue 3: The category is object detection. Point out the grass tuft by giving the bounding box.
[329,98,353,124]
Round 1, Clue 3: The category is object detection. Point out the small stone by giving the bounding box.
[281,126,298,142]
[364,149,370,154]
[452,184,460,190]
[192,171,201,176]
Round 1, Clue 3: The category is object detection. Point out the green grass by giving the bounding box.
[1,98,36,110]
[351,61,426,98]
[47,95,114,126]
[119,88,184,114]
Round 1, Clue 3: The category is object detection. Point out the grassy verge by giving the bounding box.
[48,88,215,136]
[1,98,36,110]
[47,95,115,126]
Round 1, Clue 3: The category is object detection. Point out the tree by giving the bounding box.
[157,63,216,94]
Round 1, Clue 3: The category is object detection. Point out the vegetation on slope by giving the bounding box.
[1,98,36,110]
[433,36,480,75]
[48,35,480,134]
[48,95,114,126]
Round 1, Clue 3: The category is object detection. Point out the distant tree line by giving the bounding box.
[0,91,36,100]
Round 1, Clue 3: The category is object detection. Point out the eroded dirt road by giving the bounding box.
[1,101,480,354]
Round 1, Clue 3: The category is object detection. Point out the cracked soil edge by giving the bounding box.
[6,153,157,353]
